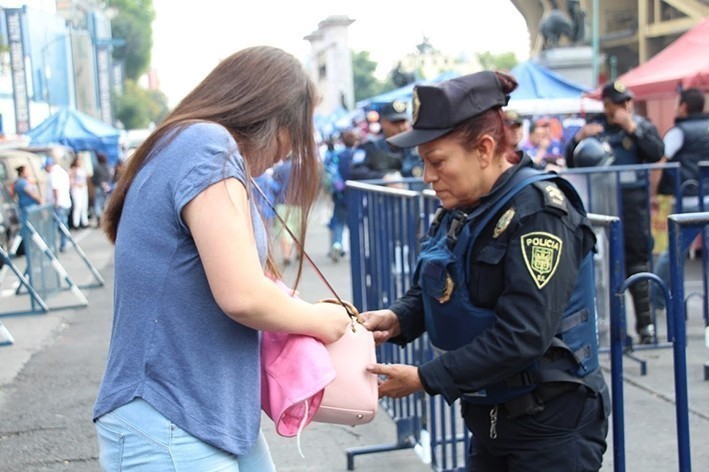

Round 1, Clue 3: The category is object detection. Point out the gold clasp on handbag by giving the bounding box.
[319,298,362,332]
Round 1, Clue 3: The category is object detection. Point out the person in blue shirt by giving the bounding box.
[325,129,359,261]
[12,165,42,221]
[94,46,350,471]
[519,120,564,170]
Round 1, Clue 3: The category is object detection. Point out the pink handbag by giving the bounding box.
[261,287,378,438]
[311,299,379,426]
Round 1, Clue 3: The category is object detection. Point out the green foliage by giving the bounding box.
[352,50,396,103]
[114,80,169,129]
[477,51,519,72]
[107,0,155,80]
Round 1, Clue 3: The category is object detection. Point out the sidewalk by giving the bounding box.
[0,202,708,471]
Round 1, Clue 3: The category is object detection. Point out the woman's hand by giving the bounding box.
[360,309,401,344]
[366,363,422,398]
[311,302,352,344]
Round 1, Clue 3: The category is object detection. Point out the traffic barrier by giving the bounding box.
[0,204,95,318]
[343,177,655,472]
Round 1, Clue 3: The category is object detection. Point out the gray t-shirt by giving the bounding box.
[94,122,268,455]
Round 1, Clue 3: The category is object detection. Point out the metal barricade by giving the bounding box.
[665,212,701,471]
[346,180,428,469]
[561,164,683,375]
[0,205,89,318]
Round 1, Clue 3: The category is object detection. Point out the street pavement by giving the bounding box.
[0,200,708,471]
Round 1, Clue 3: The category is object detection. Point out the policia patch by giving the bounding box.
[521,232,563,289]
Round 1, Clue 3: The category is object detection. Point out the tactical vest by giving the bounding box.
[597,118,646,188]
[416,167,599,405]
[675,114,709,195]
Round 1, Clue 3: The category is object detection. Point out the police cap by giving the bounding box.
[601,81,633,104]
[379,100,409,122]
[387,71,509,148]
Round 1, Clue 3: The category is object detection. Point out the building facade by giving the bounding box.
[0,1,120,136]
[304,15,355,118]
[511,0,708,82]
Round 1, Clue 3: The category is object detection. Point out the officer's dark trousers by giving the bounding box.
[621,187,653,334]
[462,385,609,471]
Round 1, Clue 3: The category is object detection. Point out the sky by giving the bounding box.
[150,1,531,107]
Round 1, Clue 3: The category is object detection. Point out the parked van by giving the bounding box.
[0,149,49,201]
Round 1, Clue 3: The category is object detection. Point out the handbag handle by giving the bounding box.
[251,177,361,330]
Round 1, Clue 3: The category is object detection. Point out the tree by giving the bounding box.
[107,0,155,80]
[114,79,169,129]
[351,50,396,104]
[477,51,519,72]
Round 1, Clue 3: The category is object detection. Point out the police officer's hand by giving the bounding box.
[575,123,604,141]
[610,108,637,133]
[360,309,401,344]
[366,363,422,398]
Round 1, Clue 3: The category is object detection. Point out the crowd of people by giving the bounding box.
[10,151,120,253]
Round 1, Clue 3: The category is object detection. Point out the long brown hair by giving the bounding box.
[103,46,320,282]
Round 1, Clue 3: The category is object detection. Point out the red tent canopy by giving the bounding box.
[591,18,709,100]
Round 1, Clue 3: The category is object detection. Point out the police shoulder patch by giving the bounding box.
[520,231,563,289]
[534,182,567,213]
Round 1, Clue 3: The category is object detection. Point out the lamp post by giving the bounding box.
[591,0,600,87]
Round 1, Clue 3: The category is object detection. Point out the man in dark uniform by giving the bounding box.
[349,100,423,181]
[565,81,664,344]
[362,71,609,471]
[653,88,709,308]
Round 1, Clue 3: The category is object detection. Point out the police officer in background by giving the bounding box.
[362,71,609,471]
[349,100,423,181]
[565,81,664,344]
[653,88,709,309]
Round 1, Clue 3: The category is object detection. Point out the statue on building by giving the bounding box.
[538,0,587,49]
[390,62,416,88]
[568,0,587,43]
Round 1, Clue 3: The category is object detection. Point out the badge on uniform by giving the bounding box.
[493,208,515,238]
[392,100,407,114]
[521,232,563,289]
[438,272,454,303]
[412,89,421,125]
[622,137,633,150]
[544,185,565,206]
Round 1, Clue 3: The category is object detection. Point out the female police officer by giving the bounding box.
[362,71,610,471]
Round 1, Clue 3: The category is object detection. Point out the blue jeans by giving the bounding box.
[328,197,347,248]
[95,398,275,472]
[94,186,108,220]
[54,207,69,251]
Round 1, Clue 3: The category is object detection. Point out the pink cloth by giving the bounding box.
[260,280,336,437]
